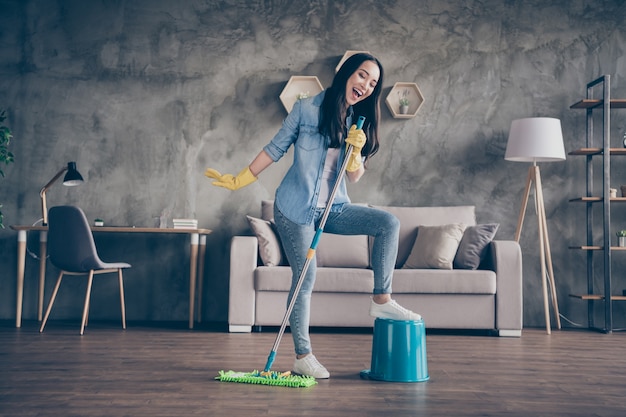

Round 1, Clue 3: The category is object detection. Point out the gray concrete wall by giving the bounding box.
[1,0,625,328]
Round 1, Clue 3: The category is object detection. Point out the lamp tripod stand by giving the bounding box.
[515,163,561,334]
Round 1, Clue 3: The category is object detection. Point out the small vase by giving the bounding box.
[619,236,626,247]
[399,104,409,114]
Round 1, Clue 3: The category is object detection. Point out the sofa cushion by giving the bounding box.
[246,215,285,267]
[254,266,496,294]
[373,205,476,268]
[392,269,496,294]
[255,266,374,293]
[454,223,500,270]
[403,223,466,269]
[260,200,370,268]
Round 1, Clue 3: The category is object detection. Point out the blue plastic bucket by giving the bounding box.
[360,317,429,382]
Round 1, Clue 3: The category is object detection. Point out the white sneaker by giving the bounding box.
[293,354,330,379]
[369,298,422,321]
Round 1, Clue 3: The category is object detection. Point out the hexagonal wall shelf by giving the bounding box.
[279,76,324,113]
[335,50,370,73]
[385,82,424,119]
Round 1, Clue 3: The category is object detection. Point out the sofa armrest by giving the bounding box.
[490,240,523,334]
[228,236,259,332]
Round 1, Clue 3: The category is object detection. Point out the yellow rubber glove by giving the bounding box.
[204,166,257,190]
[345,124,366,172]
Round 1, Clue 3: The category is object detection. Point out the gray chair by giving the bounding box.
[40,205,131,335]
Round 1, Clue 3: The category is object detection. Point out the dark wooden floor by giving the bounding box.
[1,320,625,417]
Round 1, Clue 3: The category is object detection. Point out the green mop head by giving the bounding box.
[216,370,317,388]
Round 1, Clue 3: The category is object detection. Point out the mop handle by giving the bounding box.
[264,116,365,372]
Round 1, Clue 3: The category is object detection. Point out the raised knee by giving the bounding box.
[384,212,400,232]
[374,211,399,237]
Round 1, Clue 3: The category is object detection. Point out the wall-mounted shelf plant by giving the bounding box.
[335,50,370,73]
[279,76,324,113]
[385,82,424,119]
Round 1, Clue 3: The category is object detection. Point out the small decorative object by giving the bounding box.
[385,82,424,119]
[296,91,310,100]
[617,230,626,247]
[279,76,323,113]
[621,185,626,198]
[94,218,104,226]
[622,131,626,148]
[398,89,410,114]
[172,218,198,229]
[610,188,617,198]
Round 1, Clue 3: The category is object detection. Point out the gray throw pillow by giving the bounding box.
[453,223,499,270]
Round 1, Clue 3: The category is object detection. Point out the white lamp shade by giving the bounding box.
[505,117,566,162]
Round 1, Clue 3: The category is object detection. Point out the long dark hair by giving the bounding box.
[319,52,384,163]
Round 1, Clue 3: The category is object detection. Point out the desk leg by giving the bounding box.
[189,233,199,329]
[38,231,47,322]
[16,231,26,328]
[196,235,207,323]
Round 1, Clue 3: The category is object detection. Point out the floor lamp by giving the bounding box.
[505,117,566,334]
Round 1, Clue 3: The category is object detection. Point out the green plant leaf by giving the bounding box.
[0,108,14,227]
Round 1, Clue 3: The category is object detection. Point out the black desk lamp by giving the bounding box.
[40,161,84,225]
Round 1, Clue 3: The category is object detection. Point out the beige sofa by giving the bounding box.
[228,201,523,336]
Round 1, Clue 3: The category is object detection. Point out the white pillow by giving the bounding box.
[402,224,466,270]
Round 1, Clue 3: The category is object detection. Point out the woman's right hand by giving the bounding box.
[345,125,367,172]
[204,166,257,190]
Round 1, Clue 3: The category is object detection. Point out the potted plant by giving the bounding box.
[0,109,14,229]
[617,230,626,247]
[296,91,310,100]
[398,89,410,114]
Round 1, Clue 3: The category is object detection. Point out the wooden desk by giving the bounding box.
[10,225,212,329]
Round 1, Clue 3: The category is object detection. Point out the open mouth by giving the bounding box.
[352,88,363,100]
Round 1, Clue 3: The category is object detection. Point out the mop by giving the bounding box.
[216,116,366,388]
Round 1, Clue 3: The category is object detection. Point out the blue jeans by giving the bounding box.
[273,203,400,356]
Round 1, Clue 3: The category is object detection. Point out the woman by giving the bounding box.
[205,53,421,379]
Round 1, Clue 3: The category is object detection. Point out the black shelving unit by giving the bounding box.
[569,75,626,333]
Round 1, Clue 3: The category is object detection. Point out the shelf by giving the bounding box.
[569,294,626,301]
[569,245,602,250]
[569,148,626,155]
[335,50,370,73]
[569,246,626,250]
[569,197,602,202]
[385,82,425,119]
[279,76,324,113]
[569,197,626,202]
[570,99,626,109]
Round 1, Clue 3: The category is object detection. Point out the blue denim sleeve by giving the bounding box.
[263,99,302,162]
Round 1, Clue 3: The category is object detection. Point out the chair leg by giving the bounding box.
[40,271,65,333]
[118,269,126,330]
[80,271,95,335]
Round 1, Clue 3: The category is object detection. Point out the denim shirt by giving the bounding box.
[263,90,354,225]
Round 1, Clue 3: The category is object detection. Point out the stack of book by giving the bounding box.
[172,218,198,229]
